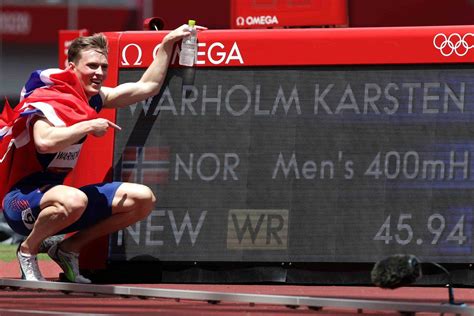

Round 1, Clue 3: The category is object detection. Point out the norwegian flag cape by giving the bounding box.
[0,68,98,208]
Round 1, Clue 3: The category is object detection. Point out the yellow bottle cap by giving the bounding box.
[188,19,196,27]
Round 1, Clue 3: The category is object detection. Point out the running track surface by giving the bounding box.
[1,262,474,315]
[1,281,474,315]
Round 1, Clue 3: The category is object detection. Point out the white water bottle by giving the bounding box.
[179,19,197,67]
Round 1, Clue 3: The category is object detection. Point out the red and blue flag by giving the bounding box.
[0,68,98,208]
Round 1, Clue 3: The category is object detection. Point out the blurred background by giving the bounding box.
[0,0,473,245]
[1,0,474,105]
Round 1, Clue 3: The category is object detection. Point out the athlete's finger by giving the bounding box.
[107,120,122,130]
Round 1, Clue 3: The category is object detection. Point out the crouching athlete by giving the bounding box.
[0,23,205,283]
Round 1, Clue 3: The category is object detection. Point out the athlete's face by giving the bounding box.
[69,49,108,98]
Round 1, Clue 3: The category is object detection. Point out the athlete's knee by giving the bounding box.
[62,189,88,219]
[114,183,156,217]
[131,184,156,218]
[138,185,156,216]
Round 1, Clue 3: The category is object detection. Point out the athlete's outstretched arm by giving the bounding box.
[33,117,120,153]
[101,24,206,109]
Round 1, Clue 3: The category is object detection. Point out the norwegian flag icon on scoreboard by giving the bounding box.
[120,146,170,185]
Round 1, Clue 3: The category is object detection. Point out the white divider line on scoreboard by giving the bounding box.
[1,278,473,315]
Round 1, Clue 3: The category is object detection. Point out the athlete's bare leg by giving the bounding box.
[58,183,155,253]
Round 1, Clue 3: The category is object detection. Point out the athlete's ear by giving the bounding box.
[67,61,75,70]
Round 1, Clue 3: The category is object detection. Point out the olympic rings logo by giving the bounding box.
[433,33,474,57]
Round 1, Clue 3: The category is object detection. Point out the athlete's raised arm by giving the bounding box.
[101,24,206,109]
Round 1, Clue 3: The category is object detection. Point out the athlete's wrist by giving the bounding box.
[74,120,94,135]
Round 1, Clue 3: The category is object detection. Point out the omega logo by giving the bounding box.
[235,15,279,26]
[121,43,143,66]
[236,17,245,26]
[121,41,244,66]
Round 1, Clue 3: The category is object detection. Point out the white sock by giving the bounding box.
[19,251,35,258]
